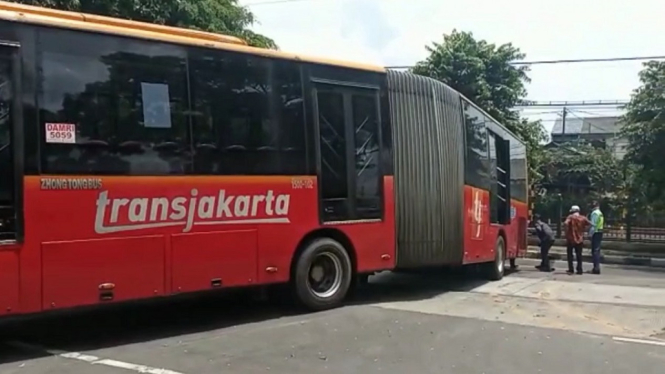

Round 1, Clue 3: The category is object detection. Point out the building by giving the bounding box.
[550,115,627,159]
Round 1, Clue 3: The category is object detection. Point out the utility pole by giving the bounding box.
[561,107,567,135]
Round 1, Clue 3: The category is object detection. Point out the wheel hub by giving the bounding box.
[310,265,324,282]
[307,252,343,299]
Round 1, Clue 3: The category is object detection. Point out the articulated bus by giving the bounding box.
[0,1,527,316]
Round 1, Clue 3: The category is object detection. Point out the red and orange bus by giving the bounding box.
[0,1,528,316]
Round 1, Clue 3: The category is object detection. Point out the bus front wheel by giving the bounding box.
[293,237,353,311]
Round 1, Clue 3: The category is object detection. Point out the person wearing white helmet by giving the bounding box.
[564,205,591,275]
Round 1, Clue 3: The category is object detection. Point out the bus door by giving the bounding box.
[0,41,22,316]
[312,83,383,223]
[0,42,23,243]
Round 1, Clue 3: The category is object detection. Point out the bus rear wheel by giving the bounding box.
[484,235,506,281]
[293,238,353,311]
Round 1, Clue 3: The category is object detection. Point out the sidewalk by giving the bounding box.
[525,245,665,268]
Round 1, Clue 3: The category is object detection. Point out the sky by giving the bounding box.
[239,0,663,134]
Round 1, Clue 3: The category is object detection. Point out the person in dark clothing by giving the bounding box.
[533,214,555,272]
[564,205,592,275]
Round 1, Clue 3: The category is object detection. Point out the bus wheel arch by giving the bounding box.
[289,228,357,310]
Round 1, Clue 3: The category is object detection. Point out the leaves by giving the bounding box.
[541,142,623,196]
[12,0,277,48]
[412,30,546,185]
[621,61,665,202]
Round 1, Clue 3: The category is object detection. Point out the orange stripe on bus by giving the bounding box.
[0,1,385,73]
[24,175,313,187]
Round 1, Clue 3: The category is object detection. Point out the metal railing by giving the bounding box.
[529,214,665,243]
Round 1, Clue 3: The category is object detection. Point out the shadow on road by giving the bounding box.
[0,266,516,365]
[350,265,505,304]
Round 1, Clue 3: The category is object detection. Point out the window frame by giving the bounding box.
[461,98,491,191]
[36,26,193,176]
[33,25,313,177]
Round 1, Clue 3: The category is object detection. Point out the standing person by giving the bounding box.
[564,205,591,275]
[533,214,555,272]
[589,201,604,274]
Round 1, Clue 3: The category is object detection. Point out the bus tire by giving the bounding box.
[485,235,506,281]
[293,237,353,311]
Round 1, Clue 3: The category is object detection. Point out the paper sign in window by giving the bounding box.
[45,122,76,144]
[141,82,172,129]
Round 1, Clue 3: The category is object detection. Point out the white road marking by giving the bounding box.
[612,337,665,347]
[7,341,184,374]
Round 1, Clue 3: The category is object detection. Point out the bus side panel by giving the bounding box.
[29,175,321,304]
[388,71,465,268]
[376,175,396,270]
[0,247,19,315]
[462,186,495,263]
[461,195,528,264]
[257,176,395,281]
[41,235,165,310]
[21,181,43,313]
[171,229,258,292]
[462,189,529,264]
[328,176,396,273]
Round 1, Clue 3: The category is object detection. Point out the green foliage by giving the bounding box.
[513,117,549,185]
[541,142,623,197]
[535,142,625,222]
[412,30,547,185]
[621,61,665,203]
[11,0,277,48]
[412,30,527,124]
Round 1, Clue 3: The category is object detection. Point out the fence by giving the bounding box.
[531,196,665,243]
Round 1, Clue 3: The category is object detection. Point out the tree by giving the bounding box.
[621,61,665,203]
[535,141,625,222]
[412,30,547,185]
[12,0,276,48]
[540,142,623,197]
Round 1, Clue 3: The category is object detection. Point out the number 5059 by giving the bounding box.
[49,131,72,139]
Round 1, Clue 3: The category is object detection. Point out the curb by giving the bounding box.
[525,248,665,268]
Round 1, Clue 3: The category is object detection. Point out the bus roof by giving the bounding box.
[0,1,385,73]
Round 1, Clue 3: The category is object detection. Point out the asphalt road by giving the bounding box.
[1,258,665,373]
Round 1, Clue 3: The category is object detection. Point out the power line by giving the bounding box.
[518,110,564,115]
[516,100,629,107]
[386,55,665,69]
[572,109,625,117]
